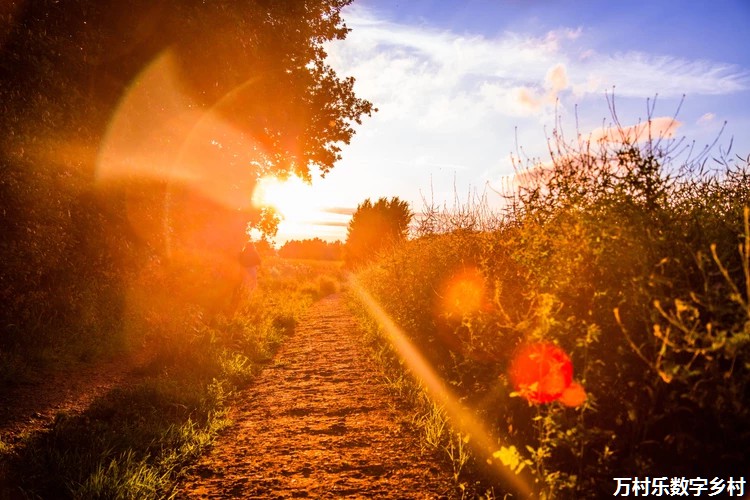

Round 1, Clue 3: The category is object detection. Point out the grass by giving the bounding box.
[1,256,341,499]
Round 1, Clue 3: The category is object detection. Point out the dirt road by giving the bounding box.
[176,294,456,499]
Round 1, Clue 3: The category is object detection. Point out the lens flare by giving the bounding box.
[439,267,486,318]
[509,342,586,406]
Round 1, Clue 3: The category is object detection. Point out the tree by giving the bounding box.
[0,0,373,351]
[344,197,412,266]
[279,238,343,260]
[0,0,373,179]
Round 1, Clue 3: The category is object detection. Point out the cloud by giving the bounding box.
[577,54,749,97]
[329,5,749,121]
[319,4,748,222]
[313,220,350,228]
[510,161,555,190]
[588,117,682,144]
[546,63,569,94]
[327,5,570,125]
[324,207,357,215]
[697,112,716,125]
[485,63,569,116]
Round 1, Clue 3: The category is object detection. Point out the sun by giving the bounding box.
[252,175,320,223]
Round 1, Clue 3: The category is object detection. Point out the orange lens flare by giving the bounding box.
[439,267,486,317]
[509,342,586,406]
[97,50,267,255]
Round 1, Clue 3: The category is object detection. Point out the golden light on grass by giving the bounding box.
[350,276,536,498]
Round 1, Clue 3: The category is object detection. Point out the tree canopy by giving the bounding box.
[344,197,412,266]
[0,0,373,180]
[0,0,373,354]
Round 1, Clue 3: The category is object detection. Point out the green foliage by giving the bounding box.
[350,111,750,497]
[345,197,413,267]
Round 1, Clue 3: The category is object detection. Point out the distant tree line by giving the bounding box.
[279,238,343,261]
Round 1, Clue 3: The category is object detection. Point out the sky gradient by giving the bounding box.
[264,0,750,244]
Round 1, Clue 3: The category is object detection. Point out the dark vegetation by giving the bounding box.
[0,0,372,376]
[279,237,343,261]
[350,108,750,498]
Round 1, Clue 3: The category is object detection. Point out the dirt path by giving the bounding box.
[176,294,457,499]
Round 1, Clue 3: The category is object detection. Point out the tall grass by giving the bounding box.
[350,112,750,498]
[1,257,343,499]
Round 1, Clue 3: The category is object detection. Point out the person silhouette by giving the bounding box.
[238,241,261,293]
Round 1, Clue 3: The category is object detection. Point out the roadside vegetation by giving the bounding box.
[348,107,750,498]
[0,257,344,499]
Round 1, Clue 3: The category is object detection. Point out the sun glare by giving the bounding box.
[253,175,321,223]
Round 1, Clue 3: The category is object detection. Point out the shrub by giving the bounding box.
[351,107,750,497]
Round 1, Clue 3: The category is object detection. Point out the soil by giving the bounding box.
[175,294,457,499]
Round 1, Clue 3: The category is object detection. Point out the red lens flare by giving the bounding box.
[509,342,586,406]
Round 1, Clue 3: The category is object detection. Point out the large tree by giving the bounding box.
[0,0,372,178]
[345,197,412,266]
[0,0,373,350]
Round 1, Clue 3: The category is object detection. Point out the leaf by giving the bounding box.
[492,445,526,474]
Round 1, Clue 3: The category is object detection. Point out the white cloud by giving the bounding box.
[329,5,748,119]
[697,112,716,125]
[578,53,749,97]
[546,63,569,94]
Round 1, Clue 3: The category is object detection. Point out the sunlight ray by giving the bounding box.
[350,276,536,498]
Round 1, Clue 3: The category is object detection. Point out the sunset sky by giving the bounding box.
[262,0,750,244]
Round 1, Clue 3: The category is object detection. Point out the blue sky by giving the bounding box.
[265,0,750,243]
